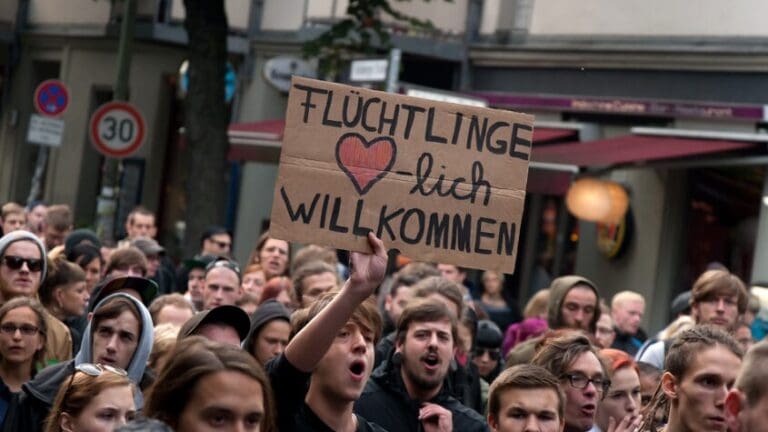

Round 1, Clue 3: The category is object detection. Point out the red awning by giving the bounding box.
[532,135,757,167]
[532,128,578,144]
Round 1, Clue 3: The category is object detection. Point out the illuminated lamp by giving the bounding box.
[565,178,612,223]
[566,178,630,224]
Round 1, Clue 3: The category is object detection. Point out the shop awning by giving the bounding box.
[227,119,577,155]
[532,135,758,168]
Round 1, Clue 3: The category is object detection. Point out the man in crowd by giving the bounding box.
[104,247,148,279]
[244,299,291,366]
[725,340,768,432]
[355,299,487,431]
[149,293,195,326]
[268,232,389,431]
[1,202,26,235]
[610,290,647,355]
[132,237,175,295]
[548,276,601,333]
[41,204,72,251]
[291,261,339,308]
[25,201,47,238]
[637,269,748,369]
[122,206,156,246]
[532,333,608,432]
[382,272,418,336]
[486,364,565,432]
[198,226,232,257]
[0,230,71,364]
[202,258,242,310]
[178,304,250,346]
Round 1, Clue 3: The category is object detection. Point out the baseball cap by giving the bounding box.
[130,237,164,256]
[179,305,251,342]
[88,276,159,310]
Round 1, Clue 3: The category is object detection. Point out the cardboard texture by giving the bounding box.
[269,77,534,273]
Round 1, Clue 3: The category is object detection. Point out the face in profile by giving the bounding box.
[664,345,741,432]
[60,384,136,432]
[489,387,563,432]
[176,370,265,432]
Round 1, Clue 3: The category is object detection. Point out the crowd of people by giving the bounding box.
[0,199,766,431]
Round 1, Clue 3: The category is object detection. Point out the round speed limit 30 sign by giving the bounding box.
[89,101,146,158]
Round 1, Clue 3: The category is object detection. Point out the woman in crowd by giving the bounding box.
[258,276,293,309]
[639,326,743,432]
[38,255,90,354]
[144,336,275,432]
[0,297,47,423]
[594,349,642,431]
[66,244,104,294]
[44,363,136,432]
[501,289,549,357]
[241,263,267,299]
[248,233,290,281]
[477,270,519,332]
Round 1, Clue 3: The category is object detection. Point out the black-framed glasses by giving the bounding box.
[473,347,501,360]
[0,323,41,336]
[2,256,43,272]
[561,373,611,394]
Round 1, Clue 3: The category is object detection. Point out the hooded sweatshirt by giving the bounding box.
[547,275,601,333]
[3,293,154,432]
[243,300,290,355]
[0,230,72,365]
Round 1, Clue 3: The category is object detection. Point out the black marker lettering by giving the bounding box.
[400,208,425,244]
[280,187,320,223]
[377,205,404,240]
[426,213,450,248]
[451,214,472,252]
[361,97,381,132]
[293,84,327,124]
[328,197,349,233]
[352,199,372,236]
[474,217,495,255]
[486,121,508,155]
[497,222,516,255]
[425,107,447,143]
[510,123,532,160]
[322,91,342,127]
[401,104,425,139]
[467,116,488,152]
[378,102,400,136]
[451,112,463,145]
[342,93,363,127]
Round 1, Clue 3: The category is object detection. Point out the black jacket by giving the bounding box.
[374,333,483,413]
[611,327,648,356]
[354,357,488,432]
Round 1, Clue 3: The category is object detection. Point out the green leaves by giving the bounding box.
[302,0,451,78]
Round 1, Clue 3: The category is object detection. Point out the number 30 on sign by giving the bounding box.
[89,101,146,158]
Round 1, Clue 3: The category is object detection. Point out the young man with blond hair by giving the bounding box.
[610,290,646,355]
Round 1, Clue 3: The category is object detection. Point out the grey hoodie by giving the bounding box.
[75,292,154,407]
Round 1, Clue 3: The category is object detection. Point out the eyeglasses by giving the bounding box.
[2,256,43,272]
[0,323,41,336]
[561,373,611,394]
[76,362,128,377]
[473,347,501,360]
[61,363,129,411]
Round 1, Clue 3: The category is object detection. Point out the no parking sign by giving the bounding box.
[89,101,146,158]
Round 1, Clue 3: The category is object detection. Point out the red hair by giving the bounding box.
[599,348,639,376]
[258,276,292,305]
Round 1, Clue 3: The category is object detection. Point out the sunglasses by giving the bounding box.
[61,363,129,408]
[211,239,231,249]
[473,347,501,360]
[2,256,43,272]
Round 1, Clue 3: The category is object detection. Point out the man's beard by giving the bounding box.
[402,353,444,392]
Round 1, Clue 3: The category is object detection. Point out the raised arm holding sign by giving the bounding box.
[271,77,534,274]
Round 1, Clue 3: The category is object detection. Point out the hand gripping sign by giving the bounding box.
[270,77,534,274]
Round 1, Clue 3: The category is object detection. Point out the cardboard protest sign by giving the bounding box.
[269,77,534,273]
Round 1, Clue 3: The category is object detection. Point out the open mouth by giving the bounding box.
[581,404,596,416]
[422,353,440,369]
[349,360,366,379]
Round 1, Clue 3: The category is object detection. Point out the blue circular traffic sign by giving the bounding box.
[34,80,70,117]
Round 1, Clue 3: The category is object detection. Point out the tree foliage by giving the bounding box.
[303,0,451,78]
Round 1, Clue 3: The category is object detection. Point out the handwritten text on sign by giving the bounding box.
[269,77,534,273]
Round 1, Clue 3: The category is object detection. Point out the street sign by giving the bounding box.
[27,114,64,146]
[89,101,146,158]
[33,80,70,117]
[263,56,317,93]
[349,59,389,82]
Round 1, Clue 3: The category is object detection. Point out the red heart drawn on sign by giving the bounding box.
[335,132,397,195]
